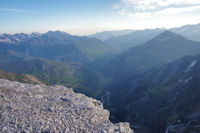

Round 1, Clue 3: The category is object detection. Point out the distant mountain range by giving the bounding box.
[0,32,41,44]
[104,29,164,51]
[171,23,200,42]
[103,31,200,81]
[88,29,135,41]
[0,31,116,63]
[90,23,200,52]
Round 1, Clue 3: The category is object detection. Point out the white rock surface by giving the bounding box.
[0,79,133,133]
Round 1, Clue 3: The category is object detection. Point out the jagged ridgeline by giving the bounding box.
[0,31,117,63]
[0,31,118,97]
[0,79,133,133]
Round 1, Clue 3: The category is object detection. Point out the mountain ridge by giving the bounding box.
[103,30,200,81]
[105,54,200,133]
[0,31,116,64]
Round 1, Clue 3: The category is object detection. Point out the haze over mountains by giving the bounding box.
[89,30,135,41]
[90,23,200,52]
[104,29,164,51]
[171,23,200,41]
[1,23,200,133]
[103,31,200,81]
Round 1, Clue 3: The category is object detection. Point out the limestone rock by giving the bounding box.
[0,79,133,133]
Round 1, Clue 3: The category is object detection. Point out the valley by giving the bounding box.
[1,23,200,133]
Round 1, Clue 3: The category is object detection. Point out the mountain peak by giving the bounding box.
[46,31,71,37]
[151,30,188,43]
[158,30,176,37]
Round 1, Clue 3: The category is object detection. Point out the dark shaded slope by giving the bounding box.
[106,54,200,133]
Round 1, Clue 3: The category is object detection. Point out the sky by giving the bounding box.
[0,0,200,35]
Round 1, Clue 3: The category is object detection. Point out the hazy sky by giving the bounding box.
[1,0,200,35]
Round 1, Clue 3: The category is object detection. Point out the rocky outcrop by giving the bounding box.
[0,79,133,133]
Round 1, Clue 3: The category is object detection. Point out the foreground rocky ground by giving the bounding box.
[0,79,133,133]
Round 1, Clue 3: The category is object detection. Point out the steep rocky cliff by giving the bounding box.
[0,79,133,133]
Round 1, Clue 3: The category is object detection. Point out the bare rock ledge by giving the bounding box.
[0,79,133,133]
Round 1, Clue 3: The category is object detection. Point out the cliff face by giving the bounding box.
[0,79,133,133]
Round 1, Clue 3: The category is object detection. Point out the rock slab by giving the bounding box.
[0,79,133,133]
